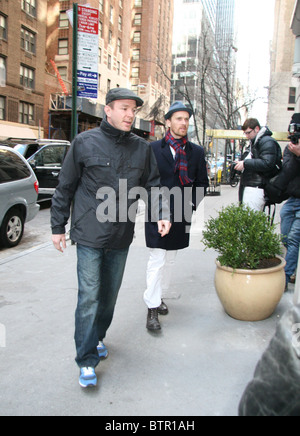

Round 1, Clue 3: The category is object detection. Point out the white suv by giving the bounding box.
[0,146,40,248]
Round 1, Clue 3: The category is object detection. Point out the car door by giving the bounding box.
[28,144,69,198]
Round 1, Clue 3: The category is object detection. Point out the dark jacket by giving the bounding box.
[51,119,168,249]
[145,137,209,251]
[241,127,282,189]
[265,145,300,203]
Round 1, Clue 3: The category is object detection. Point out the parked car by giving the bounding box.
[0,146,40,248]
[26,140,70,201]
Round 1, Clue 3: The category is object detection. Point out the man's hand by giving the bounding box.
[288,141,300,157]
[234,161,245,172]
[157,220,172,238]
[52,234,67,253]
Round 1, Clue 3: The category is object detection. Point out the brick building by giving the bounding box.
[0,0,174,141]
[131,0,174,134]
[47,0,174,140]
[0,0,47,139]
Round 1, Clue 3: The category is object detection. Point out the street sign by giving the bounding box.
[77,6,99,99]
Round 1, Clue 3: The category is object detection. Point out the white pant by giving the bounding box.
[243,187,266,212]
[144,249,178,309]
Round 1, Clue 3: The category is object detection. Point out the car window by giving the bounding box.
[34,146,66,167]
[0,149,31,184]
[15,143,39,159]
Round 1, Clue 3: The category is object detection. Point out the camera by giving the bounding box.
[288,123,300,145]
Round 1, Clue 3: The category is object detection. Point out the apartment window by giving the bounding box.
[0,15,7,40]
[107,79,111,92]
[110,6,114,24]
[117,62,120,75]
[59,12,69,28]
[57,67,67,82]
[134,14,142,25]
[99,0,104,13]
[58,39,68,55]
[108,30,112,45]
[0,97,5,120]
[133,32,141,43]
[132,49,140,61]
[20,65,35,89]
[289,87,296,105]
[19,102,34,124]
[0,57,6,87]
[117,38,121,52]
[21,27,36,54]
[132,67,139,78]
[134,0,142,6]
[119,0,123,8]
[99,21,103,38]
[22,0,36,17]
[118,15,122,31]
[108,55,112,70]
[99,47,102,63]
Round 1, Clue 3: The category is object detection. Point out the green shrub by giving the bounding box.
[202,204,282,270]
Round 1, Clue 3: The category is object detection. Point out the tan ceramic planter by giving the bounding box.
[215,256,286,321]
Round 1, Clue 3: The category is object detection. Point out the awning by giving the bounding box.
[0,123,38,140]
[206,129,289,142]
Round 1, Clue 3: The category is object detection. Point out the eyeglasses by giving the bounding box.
[244,129,254,135]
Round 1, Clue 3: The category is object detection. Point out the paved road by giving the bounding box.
[0,186,294,416]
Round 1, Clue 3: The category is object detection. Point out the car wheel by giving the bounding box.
[0,209,25,248]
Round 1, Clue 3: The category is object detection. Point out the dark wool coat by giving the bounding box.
[145,137,209,251]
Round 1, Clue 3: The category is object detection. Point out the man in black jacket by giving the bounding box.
[265,114,300,289]
[51,88,171,388]
[235,118,282,211]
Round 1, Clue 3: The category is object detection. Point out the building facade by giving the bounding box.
[46,0,174,140]
[267,0,297,131]
[0,0,47,139]
[131,0,174,131]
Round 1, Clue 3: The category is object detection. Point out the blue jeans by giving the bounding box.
[280,197,300,283]
[75,244,129,368]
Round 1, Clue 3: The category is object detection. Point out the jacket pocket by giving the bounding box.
[83,156,113,187]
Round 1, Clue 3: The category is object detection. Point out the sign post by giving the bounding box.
[71,3,78,142]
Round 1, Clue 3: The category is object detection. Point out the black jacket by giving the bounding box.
[51,119,169,249]
[145,137,209,251]
[241,127,282,189]
[265,146,300,203]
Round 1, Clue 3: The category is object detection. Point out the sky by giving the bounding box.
[234,0,276,124]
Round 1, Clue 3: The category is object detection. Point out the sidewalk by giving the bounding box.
[0,186,294,416]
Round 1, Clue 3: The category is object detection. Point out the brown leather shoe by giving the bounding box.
[158,300,169,315]
[147,308,161,331]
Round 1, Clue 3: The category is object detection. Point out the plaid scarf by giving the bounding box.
[165,130,193,186]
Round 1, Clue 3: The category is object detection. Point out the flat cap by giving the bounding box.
[106,88,144,107]
[165,101,193,120]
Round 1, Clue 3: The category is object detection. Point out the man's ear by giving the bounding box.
[166,119,171,129]
[104,105,111,118]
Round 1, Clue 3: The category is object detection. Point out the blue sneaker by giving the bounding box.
[79,367,97,388]
[97,341,108,359]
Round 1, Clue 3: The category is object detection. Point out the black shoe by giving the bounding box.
[147,308,161,331]
[158,300,169,315]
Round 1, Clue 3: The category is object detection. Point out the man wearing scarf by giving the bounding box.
[144,102,209,331]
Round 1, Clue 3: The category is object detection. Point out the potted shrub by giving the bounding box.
[202,204,286,321]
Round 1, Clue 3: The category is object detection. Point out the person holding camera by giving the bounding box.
[265,113,300,289]
[234,118,282,211]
